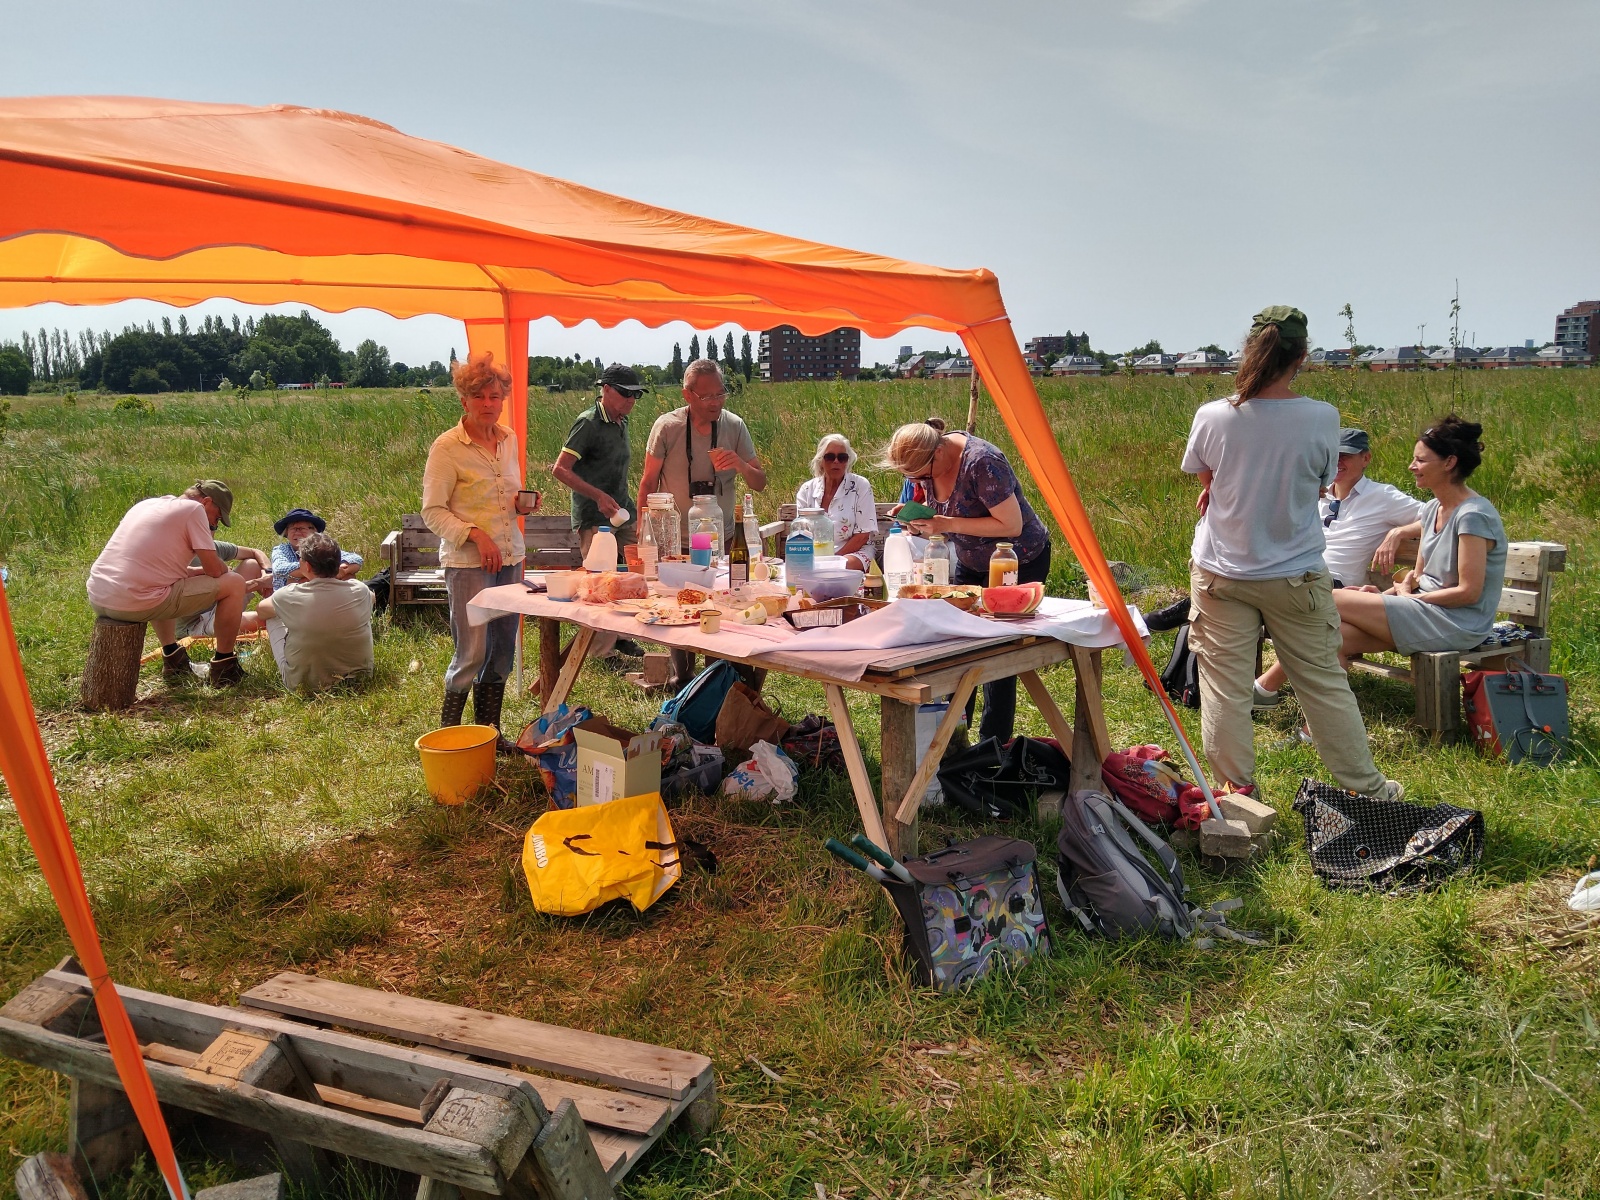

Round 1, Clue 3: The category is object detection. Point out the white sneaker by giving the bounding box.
[1377,779,1406,803]
[1252,683,1283,709]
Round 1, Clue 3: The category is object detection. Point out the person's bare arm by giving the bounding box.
[552,451,626,521]
[254,594,277,621]
[1372,521,1421,574]
[709,446,767,493]
[1414,534,1490,608]
[193,547,230,578]
[636,452,666,519]
[1195,468,1214,515]
[236,545,270,570]
[913,494,1024,540]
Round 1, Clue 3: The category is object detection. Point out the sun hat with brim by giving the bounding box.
[274,507,326,536]
[1250,305,1309,343]
[598,363,646,397]
[192,479,234,526]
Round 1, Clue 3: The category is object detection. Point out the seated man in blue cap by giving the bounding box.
[271,507,364,590]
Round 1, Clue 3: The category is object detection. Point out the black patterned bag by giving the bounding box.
[1291,779,1484,893]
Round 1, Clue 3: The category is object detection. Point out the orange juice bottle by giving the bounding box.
[988,541,1019,587]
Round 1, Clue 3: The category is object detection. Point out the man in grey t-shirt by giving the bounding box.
[636,358,767,541]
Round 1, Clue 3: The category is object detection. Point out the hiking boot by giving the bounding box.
[1377,778,1405,803]
[207,653,244,687]
[440,689,470,727]
[1144,595,1192,632]
[1252,683,1283,709]
[162,644,195,682]
[614,637,646,659]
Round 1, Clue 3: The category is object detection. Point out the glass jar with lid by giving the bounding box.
[646,492,681,560]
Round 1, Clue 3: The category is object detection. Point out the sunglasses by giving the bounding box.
[822,452,850,463]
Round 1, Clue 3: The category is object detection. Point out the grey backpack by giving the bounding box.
[1056,789,1263,945]
[1056,789,1194,939]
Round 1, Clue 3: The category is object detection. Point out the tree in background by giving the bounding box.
[739,333,752,381]
[0,345,32,395]
[722,332,736,369]
[350,339,392,388]
[706,336,718,363]
[688,334,700,361]
[1127,339,1163,357]
[671,342,684,381]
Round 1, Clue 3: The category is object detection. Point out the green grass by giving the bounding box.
[2,373,1599,1199]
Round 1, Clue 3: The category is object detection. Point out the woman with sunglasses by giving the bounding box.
[1331,414,1505,663]
[795,435,879,571]
[1181,306,1403,803]
[877,416,1050,744]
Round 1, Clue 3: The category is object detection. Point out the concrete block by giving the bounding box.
[1218,793,1277,836]
[196,1175,285,1200]
[1199,817,1252,859]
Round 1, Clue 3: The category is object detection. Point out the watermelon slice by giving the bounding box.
[982,582,1045,615]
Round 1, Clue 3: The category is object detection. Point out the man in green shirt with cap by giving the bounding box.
[551,363,645,657]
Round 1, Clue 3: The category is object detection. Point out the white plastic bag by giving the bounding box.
[721,739,799,805]
[1568,870,1600,912]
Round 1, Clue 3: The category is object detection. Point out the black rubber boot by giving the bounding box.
[439,688,470,727]
[472,675,520,755]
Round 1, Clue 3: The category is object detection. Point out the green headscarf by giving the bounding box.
[1250,305,1309,343]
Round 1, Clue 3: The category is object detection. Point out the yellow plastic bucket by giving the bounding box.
[415,724,498,806]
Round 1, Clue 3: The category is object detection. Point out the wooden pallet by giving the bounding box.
[237,972,716,1185]
[1,965,715,1198]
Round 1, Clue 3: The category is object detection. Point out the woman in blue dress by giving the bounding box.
[1333,415,1506,659]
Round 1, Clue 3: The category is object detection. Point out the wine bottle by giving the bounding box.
[728,504,750,587]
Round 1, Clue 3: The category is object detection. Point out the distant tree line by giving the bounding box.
[1,311,448,393]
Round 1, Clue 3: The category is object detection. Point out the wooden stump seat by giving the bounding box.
[80,617,146,711]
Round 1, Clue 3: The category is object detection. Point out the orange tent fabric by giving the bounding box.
[0,99,1214,1190]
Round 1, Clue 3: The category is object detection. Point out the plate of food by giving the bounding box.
[636,607,705,626]
[896,584,983,611]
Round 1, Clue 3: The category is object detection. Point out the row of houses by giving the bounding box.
[1046,343,1594,377]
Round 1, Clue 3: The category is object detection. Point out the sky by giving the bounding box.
[3,0,1597,366]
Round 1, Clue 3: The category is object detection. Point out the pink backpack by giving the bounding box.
[1100,745,1214,831]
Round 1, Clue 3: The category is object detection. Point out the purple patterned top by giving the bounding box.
[932,435,1050,573]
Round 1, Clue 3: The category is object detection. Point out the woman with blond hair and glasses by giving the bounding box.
[1181,306,1404,803]
[422,350,538,741]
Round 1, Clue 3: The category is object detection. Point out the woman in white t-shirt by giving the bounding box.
[795,434,879,570]
[1180,306,1402,804]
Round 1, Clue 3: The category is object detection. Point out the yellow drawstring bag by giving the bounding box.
[521,792,682,916]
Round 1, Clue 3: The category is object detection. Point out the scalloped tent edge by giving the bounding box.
[0,96,1209,1200]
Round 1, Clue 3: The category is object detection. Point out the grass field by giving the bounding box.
[1,370,1598,1199]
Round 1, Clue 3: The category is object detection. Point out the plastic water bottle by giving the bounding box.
[883,524,915,598]
[583,525,618,572]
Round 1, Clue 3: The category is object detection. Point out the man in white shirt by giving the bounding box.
[1255,427,1424,705]
[253,533,374,692]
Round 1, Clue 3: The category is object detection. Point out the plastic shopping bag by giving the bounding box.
[521,791,681,916]
[721,739,799,805]
[517,704,591,808]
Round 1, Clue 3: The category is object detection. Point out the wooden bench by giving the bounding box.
[382,515,583,611]
[758,501,901,563]
[1,963,714,1199]
[1346,538,1566,740]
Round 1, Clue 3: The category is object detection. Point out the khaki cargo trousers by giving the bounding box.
[1188,564,1386,797]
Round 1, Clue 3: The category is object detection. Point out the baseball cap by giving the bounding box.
[1338,428,1371,454]
[598,364,646,397]
[192,479,234,526]
[274,507,327,536]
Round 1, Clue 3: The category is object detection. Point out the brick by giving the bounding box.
[1218,793,1277,836]
[1199,817,1252,859]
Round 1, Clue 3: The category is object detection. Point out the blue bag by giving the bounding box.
[658,660,739,744]
[516,704,592,809]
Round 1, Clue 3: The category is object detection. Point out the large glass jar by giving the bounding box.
[646,492,682,560]
[801,506,835,558]
[686,484,724,556]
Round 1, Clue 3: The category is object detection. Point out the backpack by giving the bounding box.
[1056,790,1194,939]
[1159,624,1200,709]
[658,659,740,744]
[1291,778,1485,893]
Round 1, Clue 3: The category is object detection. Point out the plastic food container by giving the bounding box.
[788,567,864,602]
[545,571,583,602]
[657,561,718,591]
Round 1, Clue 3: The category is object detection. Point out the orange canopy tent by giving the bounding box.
[0,96,1212,1197]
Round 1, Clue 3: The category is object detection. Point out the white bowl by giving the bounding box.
[657,561,718,591]
[788,567,864,602]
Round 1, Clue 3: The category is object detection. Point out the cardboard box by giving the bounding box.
[573,717,663,806]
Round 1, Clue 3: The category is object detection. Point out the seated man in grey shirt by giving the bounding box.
[253,533,375,691]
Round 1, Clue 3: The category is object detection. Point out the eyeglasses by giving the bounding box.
[691,390,728,403]
[822,452,849,463]
[1323,498,1342,527]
